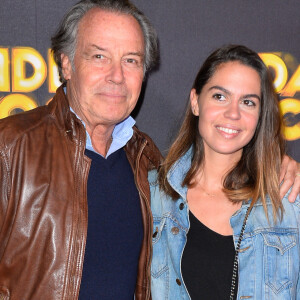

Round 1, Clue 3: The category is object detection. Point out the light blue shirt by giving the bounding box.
[71,107,135,158]
[65,87,135,158]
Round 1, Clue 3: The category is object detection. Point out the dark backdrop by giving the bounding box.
[0,0,299,160]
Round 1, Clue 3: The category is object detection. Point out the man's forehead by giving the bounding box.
[78,8,142,35]
[76,8,145,53]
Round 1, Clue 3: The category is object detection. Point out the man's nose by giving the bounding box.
[107,61,125,84]
[224,101,241,120]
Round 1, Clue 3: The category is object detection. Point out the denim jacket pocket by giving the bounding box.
[151,217,170,300]
[262,230,297,294]
[151,216,168,278]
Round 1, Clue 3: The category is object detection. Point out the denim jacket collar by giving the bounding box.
[167,147,193,201]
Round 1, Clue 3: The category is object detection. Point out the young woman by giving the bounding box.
[150,45,300,300]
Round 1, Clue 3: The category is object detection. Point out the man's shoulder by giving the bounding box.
[126,126,163,169]
[0,105,50,148]
[132,126,157,146]
[134,126,162,157]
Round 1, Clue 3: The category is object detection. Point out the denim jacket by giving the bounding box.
[149,148,300,300]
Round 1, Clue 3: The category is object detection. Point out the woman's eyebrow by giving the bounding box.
[208,85,261,101]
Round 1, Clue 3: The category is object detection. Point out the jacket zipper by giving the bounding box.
[135,139,152,300]
[135,139,148,203]
[74,133,90,299]
[65,128,89,299]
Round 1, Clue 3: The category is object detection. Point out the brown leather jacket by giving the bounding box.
[0,86,162,300]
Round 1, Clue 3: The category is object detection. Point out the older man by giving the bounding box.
[0,0,299,300]
[0,1,161,299]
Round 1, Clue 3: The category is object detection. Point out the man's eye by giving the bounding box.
[94,54,104,59]
[124,57,143,67]
[126,58,137,64]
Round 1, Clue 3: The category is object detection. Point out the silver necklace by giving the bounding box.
[229,205,251,300]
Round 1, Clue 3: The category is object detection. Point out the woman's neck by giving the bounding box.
[187,151,242,236]
[195,150,240,190]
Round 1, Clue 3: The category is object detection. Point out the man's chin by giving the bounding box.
[91,113,130,127]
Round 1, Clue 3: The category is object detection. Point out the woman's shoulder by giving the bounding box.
[278,188,300,215]
[250,189,300,228]
[148,169,161,200]
[148,169,184,217]
[148,169,159,186]
[149,170,170,213]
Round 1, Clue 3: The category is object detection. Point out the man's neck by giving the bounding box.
[86,124,114,157]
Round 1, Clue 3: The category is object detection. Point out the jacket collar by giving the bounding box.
[167,147,193,201]
[125,126,162,171]
[49,85,162,169]
[47,84,85,142]
[166,147,272,207]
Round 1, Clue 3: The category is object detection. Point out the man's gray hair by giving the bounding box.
[51,0,158,83]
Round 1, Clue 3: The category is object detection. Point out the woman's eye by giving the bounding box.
[213,94,225,101]
[243,99,256,107]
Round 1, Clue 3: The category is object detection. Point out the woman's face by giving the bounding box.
[190,61,261,160]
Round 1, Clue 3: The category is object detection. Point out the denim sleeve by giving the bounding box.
[295,194,300,297]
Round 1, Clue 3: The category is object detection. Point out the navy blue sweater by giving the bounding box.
[79,148,143,299]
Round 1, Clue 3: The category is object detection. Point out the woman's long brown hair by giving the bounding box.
[158,45,285,220]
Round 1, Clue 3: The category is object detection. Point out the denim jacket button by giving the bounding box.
[152,227,159,238]
[179,203,184,210]
[176,278,182,286]
[171,227,179,235]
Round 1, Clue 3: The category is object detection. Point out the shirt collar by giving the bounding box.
[71,107,135,158]
[65,88,135,158]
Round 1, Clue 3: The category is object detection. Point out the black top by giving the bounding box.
[181,211,237,300]
[79,149,143,299]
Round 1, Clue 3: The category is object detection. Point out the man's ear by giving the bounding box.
[190,88,199,116]
[61,53,72,80]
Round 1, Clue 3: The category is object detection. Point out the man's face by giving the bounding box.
[61,8,145,130]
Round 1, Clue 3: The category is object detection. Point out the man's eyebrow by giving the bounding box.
[208,85,261,101]
[126,51,144,57]
[89,44,144,57]
[90,44,106,51]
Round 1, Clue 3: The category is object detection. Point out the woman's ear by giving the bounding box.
[190,89,199,116]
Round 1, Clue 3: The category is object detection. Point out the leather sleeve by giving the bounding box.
[0,146,10,249]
